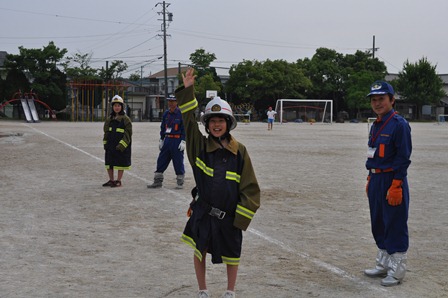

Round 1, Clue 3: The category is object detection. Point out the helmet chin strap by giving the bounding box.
[211,132,230,148]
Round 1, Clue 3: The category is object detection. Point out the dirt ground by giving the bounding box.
[0,120,447,298]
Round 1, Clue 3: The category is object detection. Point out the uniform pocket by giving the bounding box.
[378,134,390,158]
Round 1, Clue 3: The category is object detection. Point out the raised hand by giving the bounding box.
[182,68,196,88]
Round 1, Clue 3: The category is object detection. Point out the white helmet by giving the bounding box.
[111,95,124,105]
[200,96,237,130]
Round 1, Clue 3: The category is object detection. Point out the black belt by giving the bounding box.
[191,187,228,220]
[370,168,393,174]
[197,200,227,219]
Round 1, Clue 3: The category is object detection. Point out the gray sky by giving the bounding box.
[2,0,448,77]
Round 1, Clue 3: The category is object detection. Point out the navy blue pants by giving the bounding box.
[367,172,409,254]
[156,138,185,175]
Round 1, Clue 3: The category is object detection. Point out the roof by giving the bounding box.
[148,67,189,79]
[440,97,448,106]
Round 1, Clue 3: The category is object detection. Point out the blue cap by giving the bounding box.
[167,95,176,101]
[367,81,394,97]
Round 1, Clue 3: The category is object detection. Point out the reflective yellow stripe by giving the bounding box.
[103,140,107,144]
[109,127,112,131]
[114,166,131,170]
[179,98,198,113]
[196,157,214,177]
[226,171,240,183]
[116,128,125,133]
[236,204,254,220]
[222,256,240,266]
[181,234,203,261]
[119,140,128,148]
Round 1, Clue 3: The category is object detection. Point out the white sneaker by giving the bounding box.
[221,290,235,298]
[198,290,210,298]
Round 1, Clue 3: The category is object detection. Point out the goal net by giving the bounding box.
[274,99,333,124]
[437,114,448,124]
[367,117,377,135]
[233,113,251,124]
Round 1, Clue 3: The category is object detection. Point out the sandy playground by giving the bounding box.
[0,120,447,298]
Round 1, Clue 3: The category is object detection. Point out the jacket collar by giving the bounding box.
[206,134,238,155]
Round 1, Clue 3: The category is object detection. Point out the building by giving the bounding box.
[385,73,448,120]
[124,66,189,121]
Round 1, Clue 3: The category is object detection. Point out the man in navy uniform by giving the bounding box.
[364,81,412,287]
[148,95,186,189]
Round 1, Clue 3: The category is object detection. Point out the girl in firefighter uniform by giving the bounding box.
[364,81,412,287]
[102,95,132,187]
[176,68,260,298]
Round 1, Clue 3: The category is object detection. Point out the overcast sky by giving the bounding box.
[2,0,448,77]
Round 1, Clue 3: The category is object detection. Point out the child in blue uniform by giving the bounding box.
[364,81,412,287]
[176,68,260,298]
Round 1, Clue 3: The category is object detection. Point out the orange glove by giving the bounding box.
[187,207,192,217]
[386,179,403,206]
[366,176,370,196]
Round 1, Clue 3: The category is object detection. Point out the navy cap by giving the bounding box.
[167,95,177,101]
[367,81,395,97]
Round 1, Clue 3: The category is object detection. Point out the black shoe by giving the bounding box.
[111,180,122,187]
[102,180,115,187]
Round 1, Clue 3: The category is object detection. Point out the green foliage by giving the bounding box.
[98,60,128,80]
[62,52,98,80]
[394,57,446,119]
[129,72,141,81]
[225,59,311,109]
[3,69,30,100]
[4,41,68,110]
[296,48,387,117]
[299,48,345,99]
[190,48,216,68]
[195,73,222,107]
[342,51,387,113]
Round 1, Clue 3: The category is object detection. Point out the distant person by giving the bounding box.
[177,68,260,298]
[266,106,277,130]
[147,95,186,189]
[102,95,132,187]
[364,81,412,287]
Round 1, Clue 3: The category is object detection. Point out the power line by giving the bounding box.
[0,7,153,27]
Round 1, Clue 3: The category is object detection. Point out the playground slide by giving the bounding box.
[27,99,40,122]
[20,98,33,122]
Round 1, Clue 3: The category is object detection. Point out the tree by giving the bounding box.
[226,59,311,111]
[226,60,260,104]
[195,73,222,108]
[394,58,446,119]
[190,48,216,69]
[187,48,223,101]
[62,52,98,80]
[4,41,68,110]
[342,50,387,117]
[129,72,141,82]
[297,48,345,113]
[98,60,128,81]
[3,68,30,101]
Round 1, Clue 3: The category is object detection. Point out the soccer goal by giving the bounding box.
[233,113,251,124]
[437,114,448,124]
[274,99,333,124]
[367,117,377,135]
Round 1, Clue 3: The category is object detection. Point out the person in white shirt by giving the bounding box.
[266,106,277,130]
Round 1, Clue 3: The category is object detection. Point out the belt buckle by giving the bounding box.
[371,169,377,173]
[209,207,226,219]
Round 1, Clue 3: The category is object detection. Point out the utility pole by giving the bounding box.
[156,1,172,110]
[372,35,379,59]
